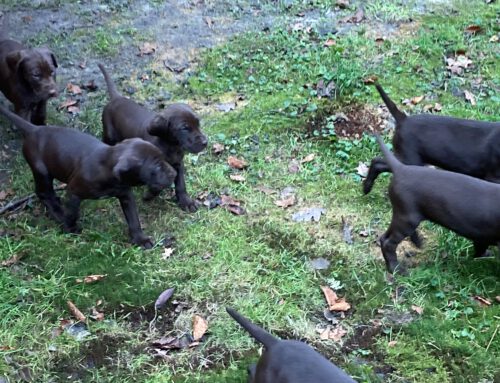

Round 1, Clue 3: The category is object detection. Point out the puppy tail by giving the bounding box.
[98,63,120,99]
[0,104,37,136]
[226,307,278,348]
[375,134,401,172]
[374,83,406,124]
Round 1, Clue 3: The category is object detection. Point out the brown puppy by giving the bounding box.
[375,134,500,274]
[363,83,500,194]
[0,39,58,125]
[98,63,207,212]
[227,308,357,383]
[0,104,176,248]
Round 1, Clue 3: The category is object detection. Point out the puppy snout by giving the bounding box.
[199,135,208,147]
[48,88,58,97]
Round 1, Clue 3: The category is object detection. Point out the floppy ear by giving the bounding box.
[38,47,58,68]
[113,155,140,179]
[6,49,28,74]
[147,115,170,137]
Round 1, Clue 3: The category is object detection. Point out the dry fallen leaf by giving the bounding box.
[300,153,315,164]
[227,156,248,169]
[75,274,107,284]
[323,39,336,47]
[0,190,7,200]
[66,83,82,95]
[411,304,424,315]
[356,162,369,177]
[58,99,77,110]
[90,307,104,321]
[464,90,476,106]
[255,185,277,195]
[138,42,157,56]
[1,253,25,267]
[321,286,351,312]
[320,326,347,342]
[162,248,174,260]
[67,300,86,322]
[410,95,424,105]
[363,75,378,84]
[446,55,473,75]
[212,143,224,154]
[388,340,398,347]
[230,174,246,182]
[192,315,208,341]
[464,25,482,35]
[473,296,492,306]
[274,195,296,208]
[489,35,499,43]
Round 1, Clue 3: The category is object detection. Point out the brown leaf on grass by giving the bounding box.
[162,248,174,260]
[227,156,248,169]
[321,286,351,312]
[446,55,473,75]
[1,253,25,267]
[423,103,443,113]
[58,99,77,110]
[464,90,476,106]
[138,42,157,56]
[255,185,277,195]
[336,0,349,8]
[274,195,296,208]
[300,153,315,164]
[323,39,336,47]
[67,105,80,114]
[375,37,385,44]
[90,307,104,321]
[388,340,398,347]
[230,174,246,182]
[464,25,482,35]
[66,83,82,95]
[192,315,208,341]
[363,75,378,84]
[410,95,424,105]
[75,274,107,284]
[411,305,424,315]
[320,326,347,342]
[212,142,224,154]
[67,300,86,322]
[0,190,7,200]
[221,195,246,215]
[473,296,492,306]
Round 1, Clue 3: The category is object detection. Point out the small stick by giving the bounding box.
[0,185,65,215]
[486,324,498,351]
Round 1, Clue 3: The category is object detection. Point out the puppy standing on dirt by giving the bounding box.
[363,84,500,194]
[226,307,357,383]
[98,64,207,212]
[0,104,177,248]
[375,134,500,274]
[0,36,58,125]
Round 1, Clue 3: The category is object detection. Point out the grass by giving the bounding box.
[0,0,499,382]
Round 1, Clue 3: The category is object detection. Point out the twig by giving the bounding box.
[0,185,66,215]
[486,324,498,352]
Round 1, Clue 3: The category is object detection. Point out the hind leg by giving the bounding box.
[380,215,421,274]
[64,193,82,233]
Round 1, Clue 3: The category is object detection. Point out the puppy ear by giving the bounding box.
[5,50,28,74]
[38,47,58,68]
[147,115,170,137]
[113,155,140,179]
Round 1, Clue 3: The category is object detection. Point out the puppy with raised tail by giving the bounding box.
[363,84,500,194]
[375,134,500,273]
[98,63,207,212]
[226,307,357,383]
[0,104,176,248]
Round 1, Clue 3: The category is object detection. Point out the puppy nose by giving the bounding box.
[49,89,58,97]
[199,135,208,146]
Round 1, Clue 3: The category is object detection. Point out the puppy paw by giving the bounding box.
[63,223,82,234]
[178,197,198,212]
[362,180,373,195]
[132,235,154,249]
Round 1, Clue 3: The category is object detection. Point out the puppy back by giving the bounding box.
[226,307,278,348]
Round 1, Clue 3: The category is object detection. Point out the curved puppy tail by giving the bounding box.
[226,307,278,349]
[98,63,120,100]
[375,134,402,173]
[0,104,38,136]
[374,83,406,124]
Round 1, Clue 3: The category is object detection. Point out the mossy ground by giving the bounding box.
[0,1,499,382]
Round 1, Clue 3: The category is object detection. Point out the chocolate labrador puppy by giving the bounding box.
[0,38,58,125]
[363,84,500,194]
[98,63,207,212]
[226,307,357,383]
[374,134,500,274]
[0,104,176,248]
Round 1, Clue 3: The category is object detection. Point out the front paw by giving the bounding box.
[131,234,154,249]
[63,222,82,234]
[178,196,198,212]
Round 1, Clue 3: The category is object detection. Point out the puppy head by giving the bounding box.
[147,103,208,154]
[113,138,176,192]
[6,47,58,100]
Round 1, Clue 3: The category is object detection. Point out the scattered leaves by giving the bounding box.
[212,142,224,154]
[320,325,347,342]
[1,253,25,267]
[411,305,424,315]
[67,300,86,322]
[66,83,82,95]
[321,286,351,312]
[446,55,473,75]
[300,153,315,164]
[274,195,296,208]
[221,195,246,215]
[230,174,246,182]
[464,90,476,106]
[227,156,248,169]
[192,315,208,341]
[138,42,157,56]
[155,288,175,309]
[473,296,491,306]
[90,307,104,321]
[464,25,481,35]
[75,274,106,284]
[58,99,77,110]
